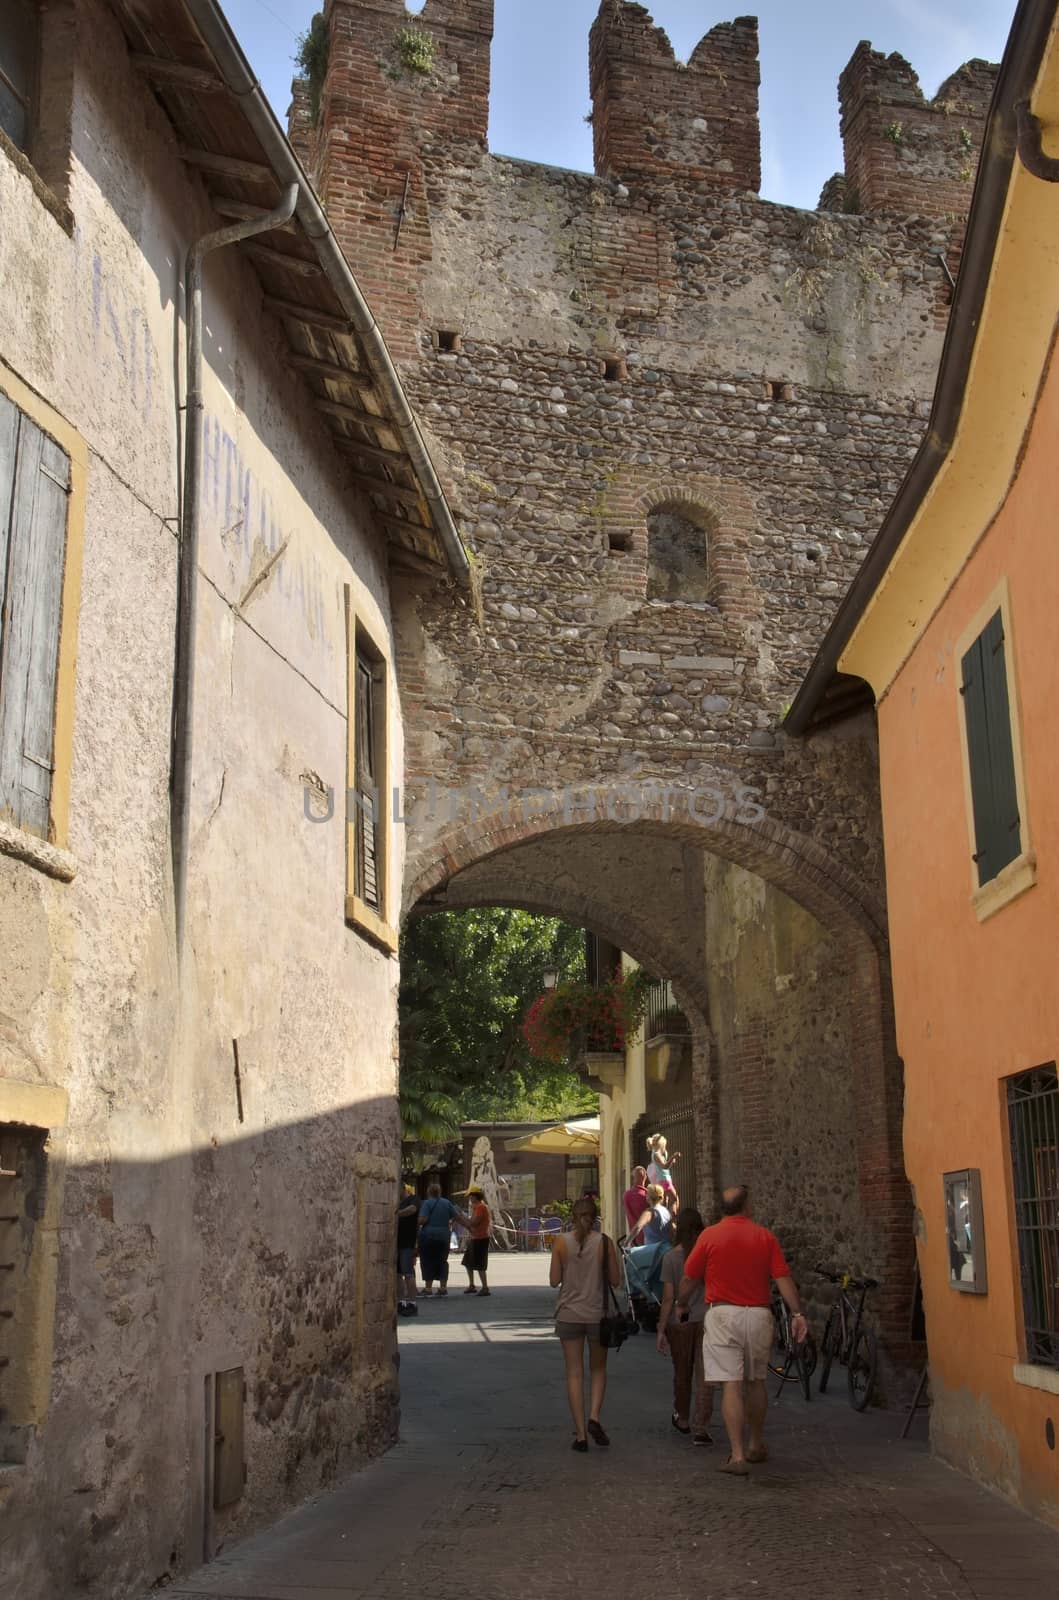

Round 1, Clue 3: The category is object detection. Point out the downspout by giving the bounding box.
[182,0,470,587]
[172,184,299,953]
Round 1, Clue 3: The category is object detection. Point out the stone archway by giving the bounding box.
[404,810,912,1372]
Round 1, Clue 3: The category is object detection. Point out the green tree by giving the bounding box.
[398,908,594,1140]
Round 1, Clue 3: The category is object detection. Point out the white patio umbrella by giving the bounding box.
[503,1116,601,1154]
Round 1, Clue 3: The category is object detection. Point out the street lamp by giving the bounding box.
[542,967,558,990]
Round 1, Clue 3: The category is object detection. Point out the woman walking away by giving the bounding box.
[418,1184,467,1296]
[550,1197,621,1452]
[462,1184,492,1295]
[657,1208,714,1443]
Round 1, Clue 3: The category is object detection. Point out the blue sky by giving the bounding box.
[224,0,1016,210]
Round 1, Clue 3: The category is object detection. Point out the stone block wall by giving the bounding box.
[589,3,761,191]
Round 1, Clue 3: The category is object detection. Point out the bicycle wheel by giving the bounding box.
[847,1326,878,1412]
[796,1333,816,1401]
[768,1308,795,1380]
[818,1309,840,1393]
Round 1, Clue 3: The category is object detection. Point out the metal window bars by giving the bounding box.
[1007,1062,1059,1370]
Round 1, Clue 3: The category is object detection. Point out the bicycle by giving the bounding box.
[768,1286,817,1401]
[815,1264,879,1411]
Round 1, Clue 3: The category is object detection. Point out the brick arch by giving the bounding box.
[404,792,888,950]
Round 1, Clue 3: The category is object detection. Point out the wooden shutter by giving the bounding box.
[0,395,71,839]
[961,609,1021,887]
[354,652,380,910]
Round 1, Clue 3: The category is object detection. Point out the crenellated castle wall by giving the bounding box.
[290,1,998,1347]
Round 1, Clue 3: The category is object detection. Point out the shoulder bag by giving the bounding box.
[599,1233,636,1351]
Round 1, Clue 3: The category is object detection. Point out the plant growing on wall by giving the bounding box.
[395,26,437,76]
[295,14,329,126]
[885,120,904,146]
[522,969,650,1065]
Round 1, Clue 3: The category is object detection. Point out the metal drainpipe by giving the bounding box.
[172,184,300,953]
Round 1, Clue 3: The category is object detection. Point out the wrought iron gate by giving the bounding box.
[631,1100,697,1213]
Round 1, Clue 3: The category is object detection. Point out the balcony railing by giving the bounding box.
[645,978,689,1043]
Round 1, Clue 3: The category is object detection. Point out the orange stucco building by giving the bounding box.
[791,0,1059,1527]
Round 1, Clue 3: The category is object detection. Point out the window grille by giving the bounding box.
[1007,1063,1059,1371]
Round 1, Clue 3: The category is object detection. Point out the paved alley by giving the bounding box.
[163,1254,1059,1600]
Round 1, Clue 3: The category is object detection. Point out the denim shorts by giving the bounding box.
[396,1246,416,1275]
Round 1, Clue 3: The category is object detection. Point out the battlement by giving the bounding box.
[837,43,997,218]
[589,3,760,191]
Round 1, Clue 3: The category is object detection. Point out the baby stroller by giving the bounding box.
[621,1240,670,1333]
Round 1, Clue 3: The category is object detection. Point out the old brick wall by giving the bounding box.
[301,0,996,1357]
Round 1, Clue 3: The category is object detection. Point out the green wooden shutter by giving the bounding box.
[354,652,380,910]
[0,397,71,839]
[960,609,1021,887]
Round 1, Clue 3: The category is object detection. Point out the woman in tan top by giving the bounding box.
[549,1197,621,1451]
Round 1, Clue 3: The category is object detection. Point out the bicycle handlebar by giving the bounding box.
[814,1263,880,1290]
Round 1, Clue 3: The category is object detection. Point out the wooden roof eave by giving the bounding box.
[110,0,466,585]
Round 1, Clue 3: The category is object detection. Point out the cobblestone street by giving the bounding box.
[164,1255,1059,1600]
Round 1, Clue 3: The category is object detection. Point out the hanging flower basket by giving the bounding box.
[521,970,650,1065]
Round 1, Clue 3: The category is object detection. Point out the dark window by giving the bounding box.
[0,1122,48,1465]
[1007,1064,1059,1371]
[353,648,381,912]
[960,609,1021,886]
[435,330,461,354]
[585,931,621,988]
[0,390,71,840]
[0,1,38,154]
[602,356,627,383]
[646,504,716,604]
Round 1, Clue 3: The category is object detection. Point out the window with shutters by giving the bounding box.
[344,592,397,953]
[0,386,74,846]
[956,586,1035,920]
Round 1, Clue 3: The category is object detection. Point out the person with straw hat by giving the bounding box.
[462,1184,492,1296]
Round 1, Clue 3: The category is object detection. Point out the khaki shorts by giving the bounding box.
[702,1304,773,1382]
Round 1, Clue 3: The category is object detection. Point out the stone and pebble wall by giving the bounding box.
[301,0,997,1352]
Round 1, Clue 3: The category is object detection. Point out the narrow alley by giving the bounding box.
[162,1255,1059,1600]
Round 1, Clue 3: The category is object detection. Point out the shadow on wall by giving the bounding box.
[0,1096,400,1600]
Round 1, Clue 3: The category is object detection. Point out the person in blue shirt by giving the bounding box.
[418,1183,469,1296]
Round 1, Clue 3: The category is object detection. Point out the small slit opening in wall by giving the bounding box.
[232,1039,245,1125]
[768,380,794,402]
[435,330,461,354]
[608,532,631,554]
[602,355,628,383]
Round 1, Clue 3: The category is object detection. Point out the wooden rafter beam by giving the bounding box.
[287,353,369,385]
[316,396,394,430]
[332,436,409,467]
[180,147,274,183]
[353,475,424,508]
[209,196,298,232]
[262,296,350,333]
[131,54,229,93]
[241,241,322,278]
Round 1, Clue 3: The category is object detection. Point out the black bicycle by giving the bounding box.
[815,1265,879,1411]
[768,1285,817,1401]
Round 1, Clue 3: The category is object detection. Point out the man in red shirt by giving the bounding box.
[677,1184,806,1475]
[622,1166,648,1244]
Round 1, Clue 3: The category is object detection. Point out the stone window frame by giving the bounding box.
[0,1,76,233]
[0,363,86,884]
[344,588,398,955]
[953,577,1036,923]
